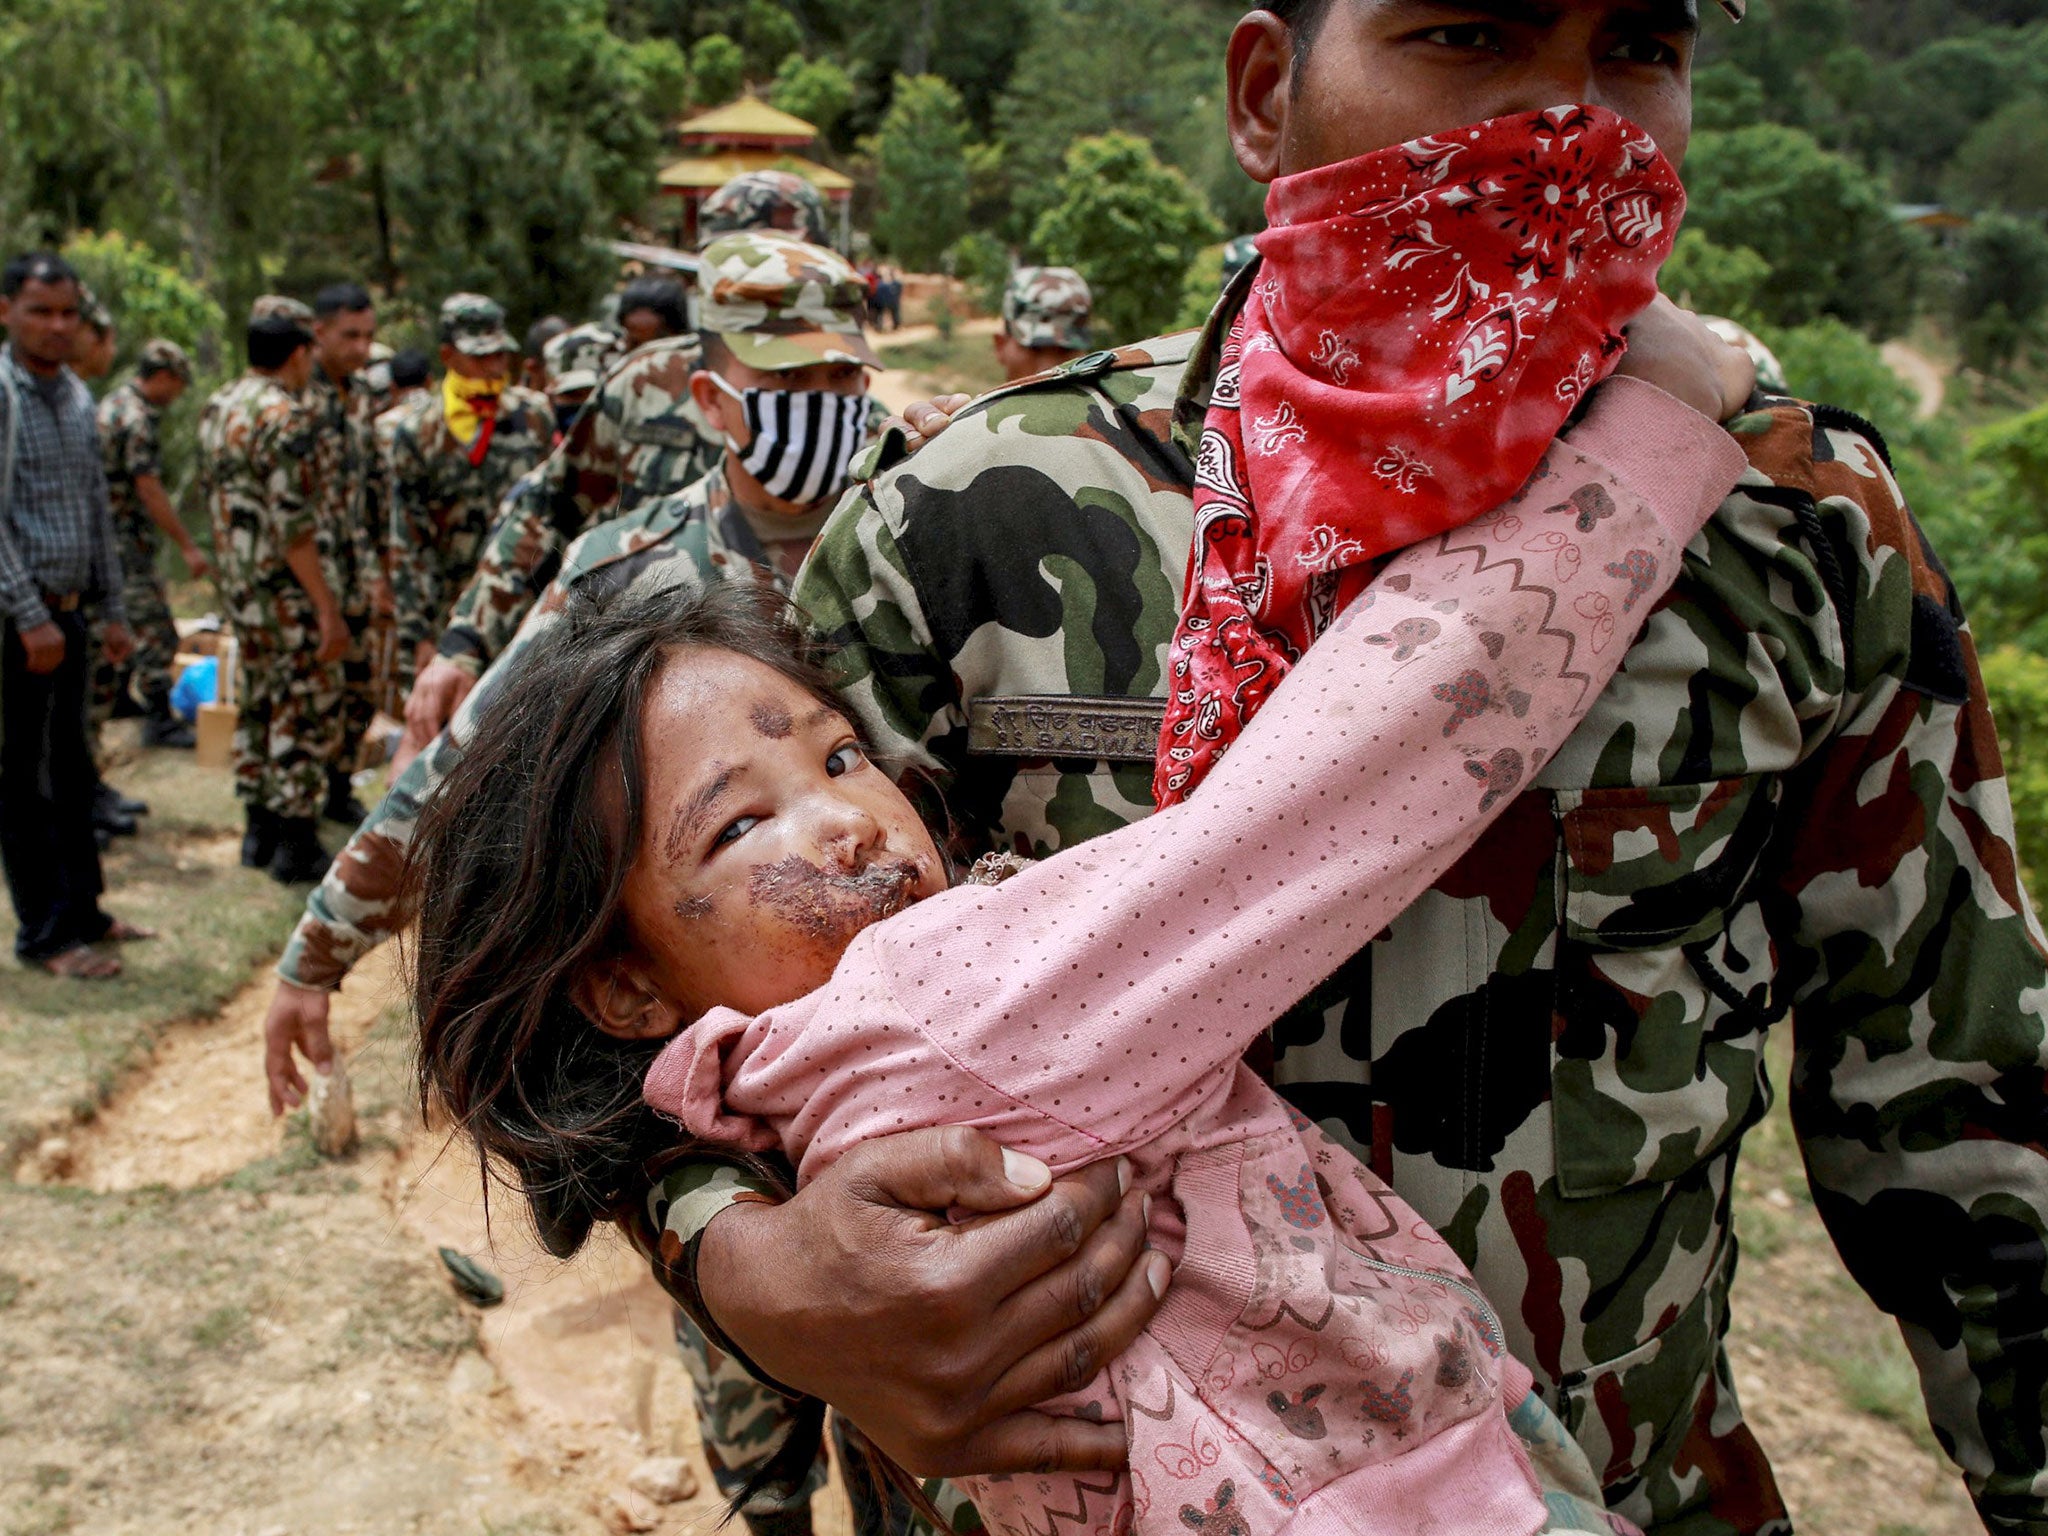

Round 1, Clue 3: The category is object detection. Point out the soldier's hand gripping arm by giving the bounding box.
[1773,423,2048,1534]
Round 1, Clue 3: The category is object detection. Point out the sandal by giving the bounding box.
[37,944,121,980]
[102,919,156,943]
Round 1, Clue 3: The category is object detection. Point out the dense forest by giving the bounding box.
[5,0,2048,854]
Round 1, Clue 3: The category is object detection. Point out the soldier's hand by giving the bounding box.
[887,393,974,454]
[264,980,336,1115]
[698,1127,1168,1479]
[402,657,476,754]
[313,607,349,664]
[180,542,212,579]
[18,620,66,674]
[1617,295,1757,423]
[102,622,135,667]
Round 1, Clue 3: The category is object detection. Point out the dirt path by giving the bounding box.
[5,946,859,1536]
[1882,340,1947,421]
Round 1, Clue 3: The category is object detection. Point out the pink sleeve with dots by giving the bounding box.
[645,378,1748,1178]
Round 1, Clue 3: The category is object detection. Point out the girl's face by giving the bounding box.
[596,645,947,1033]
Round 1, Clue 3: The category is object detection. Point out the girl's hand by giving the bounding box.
[1616,295,1757,422]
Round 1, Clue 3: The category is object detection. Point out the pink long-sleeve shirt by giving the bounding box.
[647,379,1747,1536]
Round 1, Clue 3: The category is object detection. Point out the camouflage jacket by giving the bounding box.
[435,339,888,676]
[383,381,554,648]
[276,460,798,987]
[435,336,718,672]
[96,379,164,581]
[305,365,377,615]
[783,314,2048,1533]
[196,373,321,629]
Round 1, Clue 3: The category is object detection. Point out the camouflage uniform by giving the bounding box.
[92,349,189,709]
[435,229,889,678]
[1001,266,1092,352]
[196,371,342,819]
[541,320,628,403]
[305,361,383,771]
[701,169,832,248]
[767,301,2048,1536]
[384,295,554,662]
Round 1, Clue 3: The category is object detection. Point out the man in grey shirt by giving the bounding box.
[0,251,148,978]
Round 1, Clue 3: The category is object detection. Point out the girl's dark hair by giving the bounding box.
[405,577,842,1261]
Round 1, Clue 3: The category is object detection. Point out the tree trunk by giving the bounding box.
[900,0,936,77]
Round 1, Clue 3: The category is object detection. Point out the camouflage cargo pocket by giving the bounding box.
[1550,775,1782,1198]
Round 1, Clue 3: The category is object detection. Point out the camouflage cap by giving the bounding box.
[78,284,113,336]
[698,232,880,372]
[1220,235,1262,289]
[250,294,314,326]
[542,320,627,398]
[137,337,193,382]
[1002,266,1093,352]
[700,170,831,248]
[438,292,515,357]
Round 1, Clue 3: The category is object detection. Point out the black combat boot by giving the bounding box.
[109,678,146,719]
[322,767,367,826]
[241,805,280,870]
[267,817,333,885]
[139,688,196,749]
[90,778,138,837]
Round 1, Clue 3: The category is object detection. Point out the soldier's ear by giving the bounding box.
[1227,10,1296,186]
[570,957,688,1043]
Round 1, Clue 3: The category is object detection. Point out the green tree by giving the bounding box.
[1682,124,1925,335]
[61,230,225,369]
[385,61,613,326]
[991,0,1254,240]
[689,33,744,107]
[772,55,854,137]
[1768,317,1918,433]
[1660,230,1772,325]
[1689,62,1766,134]
[1032,131,1219,343]
[1947,96,2048,215]
[1954,213,2048,375]
[870,73,969,272]
[741,0,803,81]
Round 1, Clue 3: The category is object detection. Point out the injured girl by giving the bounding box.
[405,372,1745,1536]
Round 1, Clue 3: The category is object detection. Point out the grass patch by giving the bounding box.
[881,331,1009,398]
[0,741,320,1161]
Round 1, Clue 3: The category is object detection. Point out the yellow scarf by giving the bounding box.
[442,369,507,447]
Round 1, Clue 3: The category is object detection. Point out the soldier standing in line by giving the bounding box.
[71,288,117,383]
[198,307,348,884]
[96,338,203,750]
[269,232,891,1536]
[299,283,382,826]
[383,293,553,688]
[993,266,1093,381]
[701,168,832,247]
[521,315,570,395]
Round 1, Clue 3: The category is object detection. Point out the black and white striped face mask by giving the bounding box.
[712,375,870,507]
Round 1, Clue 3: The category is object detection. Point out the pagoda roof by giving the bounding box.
[657,149,853,197]
[678,96,819,145]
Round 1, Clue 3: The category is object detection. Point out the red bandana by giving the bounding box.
[1156,105,1683,806]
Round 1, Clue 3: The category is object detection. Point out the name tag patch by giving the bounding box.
[967,696,1166,764]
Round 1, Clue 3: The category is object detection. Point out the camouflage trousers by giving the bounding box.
[235,613,344,819]
[336,606,382,773]
[87,569,183,727]
[676,1310,928,1536]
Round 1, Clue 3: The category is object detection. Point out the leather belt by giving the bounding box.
[41,591,81,613]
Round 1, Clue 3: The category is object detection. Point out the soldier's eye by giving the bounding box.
[1420,24,1501,49]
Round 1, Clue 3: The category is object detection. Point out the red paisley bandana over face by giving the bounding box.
[1154,105,1683,807]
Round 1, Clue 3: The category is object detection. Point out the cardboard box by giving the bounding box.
[194,702,237,769]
